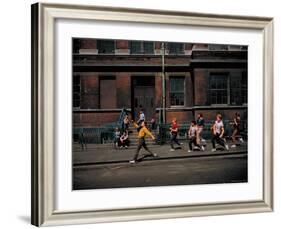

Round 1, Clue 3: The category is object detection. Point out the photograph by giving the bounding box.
[72,38,248,190]
[30,3,273,226]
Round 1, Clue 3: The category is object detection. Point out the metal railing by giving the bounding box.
[73,108,130,147]
[73,118,247,147]
[117,108,129,128]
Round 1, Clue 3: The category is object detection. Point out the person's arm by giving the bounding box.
[220,126,225,138]
[144,127,155,140]
[196,127,200,140]
[212,124,216,135]
[234,118,238,126]
[188,126,191,138]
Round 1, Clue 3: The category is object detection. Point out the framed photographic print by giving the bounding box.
[31,3,274,227]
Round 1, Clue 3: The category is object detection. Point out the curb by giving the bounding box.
[73,150,247,167]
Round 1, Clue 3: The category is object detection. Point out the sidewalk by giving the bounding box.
[73,141,247,166]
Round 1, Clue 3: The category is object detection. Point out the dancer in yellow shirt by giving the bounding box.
[129,121,158,163]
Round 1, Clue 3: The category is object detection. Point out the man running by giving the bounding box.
[169,118,182,151]
[188,120,204,153]
[211,114,229,152]
[196,113,205,145]
[231,112,243,148]
[129,121,157,163]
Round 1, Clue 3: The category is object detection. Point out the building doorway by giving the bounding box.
[132,76,155,121]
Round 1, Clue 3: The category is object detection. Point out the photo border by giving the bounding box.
[31,3,273,226]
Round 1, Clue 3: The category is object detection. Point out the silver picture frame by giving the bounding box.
[31,3,274,227]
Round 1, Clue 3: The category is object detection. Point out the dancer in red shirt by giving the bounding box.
[169,118,182,151]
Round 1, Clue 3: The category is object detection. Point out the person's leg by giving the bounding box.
[142,140,157,157]
[188,138,193,150]
[232,128,238,143]
[132,139,143,161]
[142,141,152,154]
[193,137,201,148]
[217,136,226,147]
[174,134,181,146]
[170,133,175,149]
[197,128,202,145]
[211,134,217,149]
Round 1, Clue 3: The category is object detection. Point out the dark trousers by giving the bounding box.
[170,133,180,149]
[212,133,226,149]
[133,138,152,161]
[189,136,200,150]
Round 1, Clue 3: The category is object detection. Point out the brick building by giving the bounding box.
[72,39,247,127]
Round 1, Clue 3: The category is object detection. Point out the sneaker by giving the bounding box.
[212,148,216,152]
[152,153,158,157]
[231,144,236,148]
[239,138,244,143]
[129,160,136,164]
[125,146,128,149]
[188,150,192,153]
[201,146,205,151]
[170,149,175,152]
[225,144,229,150]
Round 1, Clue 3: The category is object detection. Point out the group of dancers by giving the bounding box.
[170,112,243,153]
[114,109,243,163]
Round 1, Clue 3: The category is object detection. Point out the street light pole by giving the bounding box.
[161,42,166,124]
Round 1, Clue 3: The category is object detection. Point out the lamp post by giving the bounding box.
[161,42,166,124]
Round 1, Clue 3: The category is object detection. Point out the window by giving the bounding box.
[230,75,241,105]
[170,76,185,106]
[168,42,184,54]
[209,72,248,105]
[210,74,228,105]
[73,75,81,108]
[99,76,117,109]
[97,40,115,54]
[130,41,154,54]
[241,72,248,104]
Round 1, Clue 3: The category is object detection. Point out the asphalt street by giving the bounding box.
[73,153,247,190]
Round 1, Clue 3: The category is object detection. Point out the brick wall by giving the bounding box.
[194,69,208,106]
[80,74,99,109]
[80,39,97,49]
[185,72,193,107]
[166,110,193,124]
[116,40,129,49]
[73,112,120,127]
[155,73,162,108]
[116,73,131,108]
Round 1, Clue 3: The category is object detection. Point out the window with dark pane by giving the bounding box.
[168,42,184,54]
[73,75,81,108]
[97,40,115,54]
[131,41,154,54]
[143,41,154,54]
[170,76,185,106]
[210,73,228,105]
[241,71,248,104]
[230,76,242,105]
